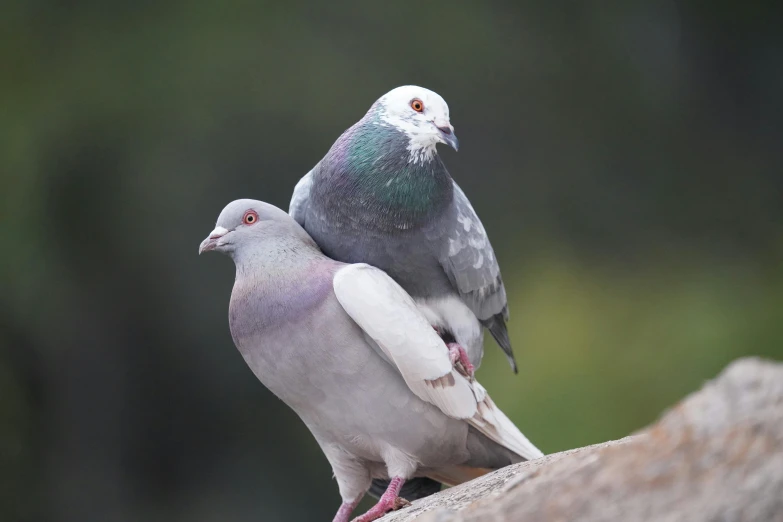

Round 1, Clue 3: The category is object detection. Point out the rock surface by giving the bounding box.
[381,357,783,522]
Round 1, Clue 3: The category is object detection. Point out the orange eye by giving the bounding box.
[243,210,259,225]
[410,99,424,112]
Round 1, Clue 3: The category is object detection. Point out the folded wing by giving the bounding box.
[332,264,542,460]
[289,169,314,226]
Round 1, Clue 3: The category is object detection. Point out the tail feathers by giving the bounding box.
[469,382,544,461]
[425,466,494,487]
[481,313,517,373]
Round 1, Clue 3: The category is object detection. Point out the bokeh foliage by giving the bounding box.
[1,1,782,521]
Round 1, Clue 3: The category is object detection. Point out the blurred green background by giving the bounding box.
[2,1,782,521]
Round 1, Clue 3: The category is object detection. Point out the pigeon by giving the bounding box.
[199,199,543,522]
[290,85,516,381]
[290,86,517,499]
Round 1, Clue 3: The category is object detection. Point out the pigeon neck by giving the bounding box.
[229,254,337,335]
[319,121,454,230]
[232,237,325,280]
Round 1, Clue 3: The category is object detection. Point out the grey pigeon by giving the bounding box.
[289,86,516,379]
[199,199,543,522]
[290,86,517,500]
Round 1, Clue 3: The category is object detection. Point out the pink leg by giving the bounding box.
[432,327,475,379]
[448,342,475,379]
[333,497,362,522]
[351,477,409,522]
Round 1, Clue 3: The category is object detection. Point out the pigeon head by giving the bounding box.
[198,199,315,256]
[371,85,458,158]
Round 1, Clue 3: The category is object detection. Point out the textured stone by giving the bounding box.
[382,357,783,522]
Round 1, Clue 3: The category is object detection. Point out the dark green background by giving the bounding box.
[2,2,782,521]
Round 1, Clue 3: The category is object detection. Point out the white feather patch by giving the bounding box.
[333,264,544,462]
[379,112,438,165]
[416,295,482,352]
[375,85,451,165]
[333,264,476,418]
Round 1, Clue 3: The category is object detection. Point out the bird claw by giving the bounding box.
[393,497,411,510]
[349,476,410,522]
[448,343,475,380]
[350,496,409,521]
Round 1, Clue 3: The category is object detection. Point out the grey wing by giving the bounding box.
[289,168,314,226]
[438,182,517,372]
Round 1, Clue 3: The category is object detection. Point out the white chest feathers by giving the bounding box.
[415,296,483,353]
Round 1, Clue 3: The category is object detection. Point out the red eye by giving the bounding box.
[410,99,424,112]
[243,210,259,225]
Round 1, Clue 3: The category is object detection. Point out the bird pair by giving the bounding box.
[199,86,542,522]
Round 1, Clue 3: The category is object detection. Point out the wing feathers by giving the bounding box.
[441,183,518,371]
[289,169,314,226]
[333,264,542,461]
[333,264,476,419]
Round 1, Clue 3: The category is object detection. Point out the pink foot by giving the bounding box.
[448,343,475,379]
[333,497,362,522]
[351,477,410,522]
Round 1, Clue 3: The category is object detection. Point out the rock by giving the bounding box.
[382,357,783,522]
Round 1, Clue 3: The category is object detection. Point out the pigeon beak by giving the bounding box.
[199,226,229,255]
[435,120,459,152]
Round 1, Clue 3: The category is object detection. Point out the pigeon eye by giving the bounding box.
[410,99,424,113]
[243,210,259,225]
